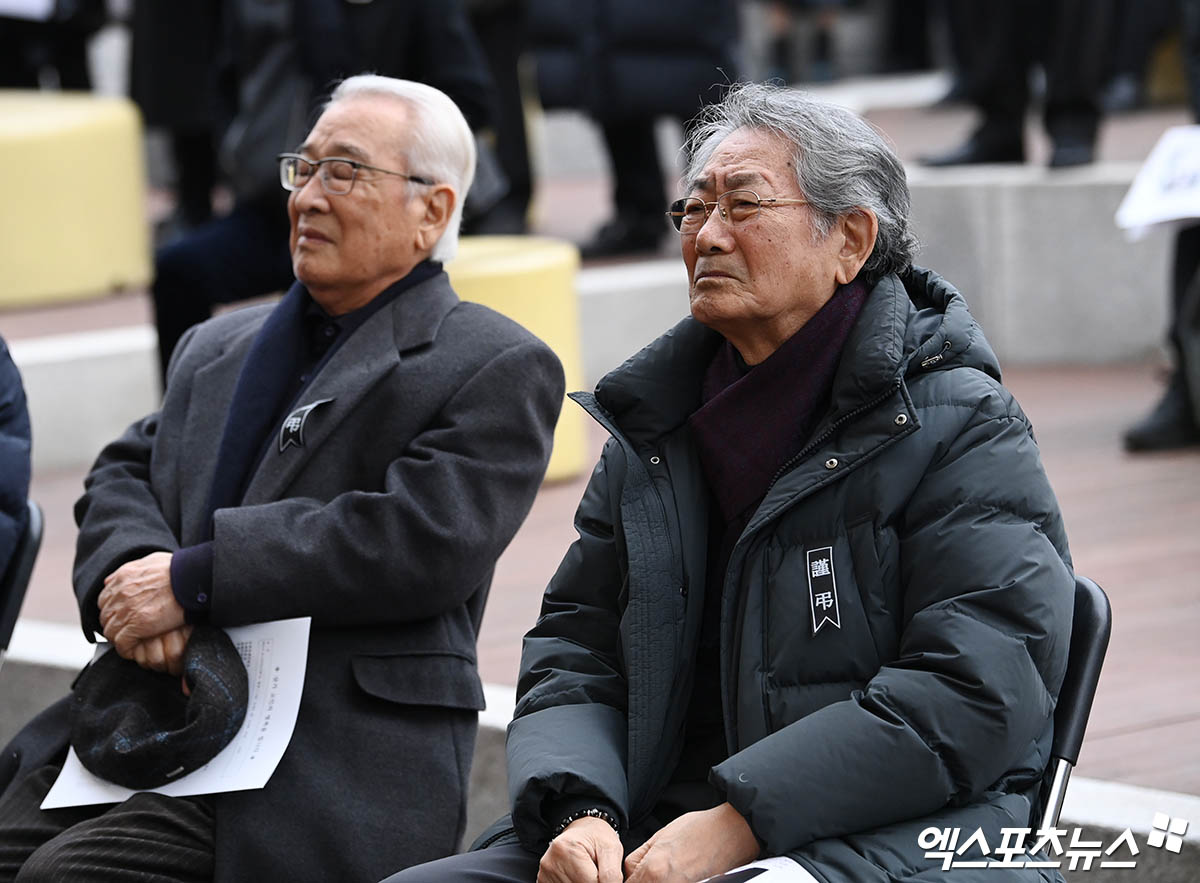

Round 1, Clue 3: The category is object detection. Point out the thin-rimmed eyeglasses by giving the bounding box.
[666,189,808,233]
[277,153,434,196]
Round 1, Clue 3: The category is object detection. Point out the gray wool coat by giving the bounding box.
[34,271,564,882]
[492,267,1073,883]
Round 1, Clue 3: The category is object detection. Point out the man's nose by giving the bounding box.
[293,172,328,210]
[694,207,733,252]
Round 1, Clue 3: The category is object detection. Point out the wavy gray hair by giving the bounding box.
[684,82,917,285]
[327,75,475,262]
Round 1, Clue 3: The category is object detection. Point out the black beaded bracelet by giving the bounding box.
[552,807,620,838]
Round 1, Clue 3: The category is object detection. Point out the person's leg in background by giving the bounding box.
[762,0,798,84]
[920,1,1029,165]
[153,197,294,383]
[807,0,842,82]
[1123,0,1200,450]
[1041,0,1116,167]
[1123,223,1200,450]
[170,129,218,230]
[466,0,533,234]
[581,117,668,259]
[0,18,47,88]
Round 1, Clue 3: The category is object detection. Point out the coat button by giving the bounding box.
[825,458,838,469]
[894,413,908,426]
[649,456,661,465]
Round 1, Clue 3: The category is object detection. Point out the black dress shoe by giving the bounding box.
[1048,138,1096,169]
[580,214,665,259]
[919,136,1025,167]
[1123,372,1200,452]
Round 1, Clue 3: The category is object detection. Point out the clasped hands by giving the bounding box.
[537,802,760,883]
[97,551,192,677]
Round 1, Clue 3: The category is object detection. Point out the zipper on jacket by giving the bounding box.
[920,339,952,368]
[716,379,905,751]
[764,379,904,494]
[476,826,516,850]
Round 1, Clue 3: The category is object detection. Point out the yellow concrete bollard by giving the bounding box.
[447,236,588,482]
[0,91,151,308]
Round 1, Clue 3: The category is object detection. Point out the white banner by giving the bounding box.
[1116,125,1200,239]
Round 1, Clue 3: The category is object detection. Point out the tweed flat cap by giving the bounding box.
[70,625,249,789]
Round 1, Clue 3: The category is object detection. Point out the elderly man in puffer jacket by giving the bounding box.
[384,83,1074,883]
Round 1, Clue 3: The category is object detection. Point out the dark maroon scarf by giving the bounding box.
[687,279,868,526]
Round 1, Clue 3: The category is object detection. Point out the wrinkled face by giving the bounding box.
[287,95,431,314]
[682,128,846,363]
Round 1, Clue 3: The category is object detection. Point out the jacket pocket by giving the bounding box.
[351,652,486,711]
[846,517,900,665]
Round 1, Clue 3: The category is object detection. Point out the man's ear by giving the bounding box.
[834,208,879,285]
[415,185,456,252]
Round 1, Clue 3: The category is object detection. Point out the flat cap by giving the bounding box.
[70,625,249,789]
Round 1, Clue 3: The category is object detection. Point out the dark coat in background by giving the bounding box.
[217,0,496,201]
[129,0,223,132]
[8,272,564,883]
[0,336,31,582]
[497,268,1073,882]
[526,0,739,122]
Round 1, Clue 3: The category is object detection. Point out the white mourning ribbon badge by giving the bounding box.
[806,546,841,635]
[279,398,334,452]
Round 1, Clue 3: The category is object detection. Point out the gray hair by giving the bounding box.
[327,75,476,262]
[684,82,917,285]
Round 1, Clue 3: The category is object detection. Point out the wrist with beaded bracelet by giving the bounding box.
[551,807,620,838]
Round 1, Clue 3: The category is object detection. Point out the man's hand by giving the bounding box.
[538,816,624,883]
[129,625,194,677]
[98,551,186,657]
[623,803,760,883]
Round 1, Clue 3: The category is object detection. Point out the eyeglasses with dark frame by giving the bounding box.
[277,153,435,196]
[666,189,809,233]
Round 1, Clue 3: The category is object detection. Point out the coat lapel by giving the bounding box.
[179,325,262,542]
[239,273,460,505]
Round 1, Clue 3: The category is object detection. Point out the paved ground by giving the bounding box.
[3,77,1199,801]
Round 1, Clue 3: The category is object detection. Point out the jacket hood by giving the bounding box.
[897,265,999,381]
[590,266,1000,446]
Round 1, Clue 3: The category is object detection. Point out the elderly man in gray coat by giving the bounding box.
[0,75,564,883]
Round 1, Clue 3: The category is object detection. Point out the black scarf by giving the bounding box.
[202,263,439,534]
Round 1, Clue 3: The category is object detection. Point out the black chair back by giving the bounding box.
[1036,574,1112,830]
[0,500,44,665]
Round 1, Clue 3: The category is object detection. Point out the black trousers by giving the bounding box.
[469,1,532,222]
[380,843,540,883]
[152,197,294,382]
[957,0,1115,144]
[0,765,214,883]
[602,118,668,221]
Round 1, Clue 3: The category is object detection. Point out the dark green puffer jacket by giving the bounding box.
[505,267,1075,882]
